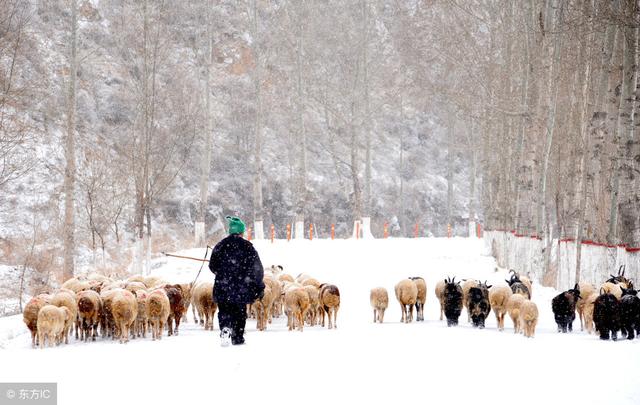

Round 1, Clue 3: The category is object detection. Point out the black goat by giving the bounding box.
[443,276,464,327]
[620,287,640,340]
[505,270,531,299]
[593,290,620,340]
[606,265,631,288]
[467,281,492,329]
[551,283,581,333]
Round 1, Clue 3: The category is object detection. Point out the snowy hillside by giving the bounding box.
[1,238,638,405]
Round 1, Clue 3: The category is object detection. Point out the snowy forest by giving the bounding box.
[0,0,639,290]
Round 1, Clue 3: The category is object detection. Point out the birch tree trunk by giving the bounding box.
[251,0,264,239]
[467,118,477,237]
[538,0,563,235]
[196,0,213,247]
[616,12,639,246]
[294,5,307,239]
[63,0,78,281]
[446,109,455,232]
[361,0,373,238]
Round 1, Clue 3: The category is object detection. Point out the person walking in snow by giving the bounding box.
[209,216,265,346]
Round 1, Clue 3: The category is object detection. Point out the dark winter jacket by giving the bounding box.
[209,234,265,305]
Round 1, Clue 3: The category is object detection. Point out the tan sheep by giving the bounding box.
[50,290,79,343]
[146,289,171,340]
[506,294,526,333]
[435,280,446,321]
[124,281,147,294]
[304,285,320,326]
[100,289,120,338]
[582,292,598,334]
[302,278,321,288]
[519,299,539,338]
[370,287,389,323]
[37,304,69,348]
[23,295,51,348]
[489,285,513,331]
[192,282,217,330]
[133,290,148,338]
[395,279,418,323]
[600,281,622,300]
[284,287,310,331]
[520,275,533,297]
[111,289,138,343]
[263,276,282,321]
[76,289,102,342]
[142,276,167,290]
[410,277,427,321]
[254,285,274,331]
[462,279,479,322]
[576,282,596,331]
[278,273,294,283]
[319,284,340,329]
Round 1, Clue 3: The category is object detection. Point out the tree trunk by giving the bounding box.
[252,0,264,239]
[63,0,78,281]
[196,0,213,247]
[294,5,307,239]
[447,109,455,232]
[616,14,639,246]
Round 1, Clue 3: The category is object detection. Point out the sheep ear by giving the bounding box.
[574,283,579,290]
[487,284,492,289]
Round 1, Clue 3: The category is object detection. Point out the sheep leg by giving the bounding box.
[373,309,377,323]
[379,308,384,323]
[333,307,338,329]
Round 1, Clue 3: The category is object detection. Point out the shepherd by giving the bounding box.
[209,216,265,346]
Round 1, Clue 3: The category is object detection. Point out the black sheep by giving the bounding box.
[551,283,581,333]
[593,291,620,341]
[619,287,640,340]
[505,270,531,299]
[443,277,463,327]
[467,281,492,329]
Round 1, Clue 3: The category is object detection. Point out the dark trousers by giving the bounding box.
[218,302,247,344]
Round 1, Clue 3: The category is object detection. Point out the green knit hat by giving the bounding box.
[226,216,246,235]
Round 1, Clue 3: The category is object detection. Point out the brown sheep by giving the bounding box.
[576,282,596,331]
[319,284,340,329]
[395,279,418,323]
[410,277,427,321]
[50,290,79,343]
[146,289,171,340]
[254,284,274,331]
[520,299,539,338]
[582,292,598,334]
[111,289,138,343]
[304,285,320,326]
[164,284,185,336]
[435,280,446,321]
[462,279,479,322]
[489,285,513,331]
[178,283,193,323]
[193,282,217,330]
[76,290,102,342]
[23,295,51,348]
[506,294,526,333]
[37,305,69,348]
[284,287,310,331]
[370,287,389,323]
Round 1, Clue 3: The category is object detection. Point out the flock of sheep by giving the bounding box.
[554,265,640,341]
[370,271,539,337]
[371,266,640,341]
[22,264,342,348]
[21,262,640,348]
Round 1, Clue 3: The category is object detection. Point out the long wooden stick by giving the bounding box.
[162,252,210,262]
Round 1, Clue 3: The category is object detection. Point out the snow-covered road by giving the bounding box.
[1,238,639,405]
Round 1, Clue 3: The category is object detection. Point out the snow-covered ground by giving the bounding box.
[1,238,639,405]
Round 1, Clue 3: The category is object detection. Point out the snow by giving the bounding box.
[1,238,639,405]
